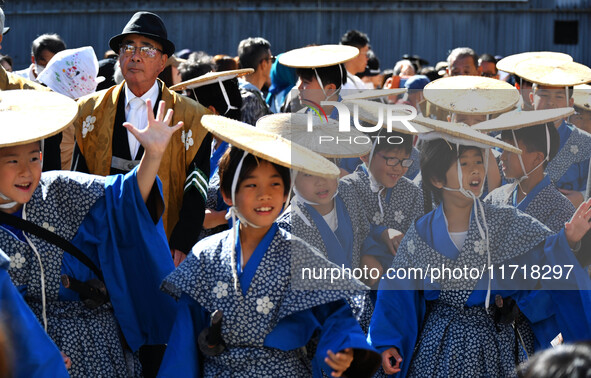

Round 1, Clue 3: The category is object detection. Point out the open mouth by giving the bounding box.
[468,179,482,189]
[15,183,32,191]
[254,206,273,215]
[316,190,329,198]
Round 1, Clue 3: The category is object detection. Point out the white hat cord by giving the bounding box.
[313,65,343,102]
[442,144,492,309]
[366,131,386,218]
[191,78,238,116]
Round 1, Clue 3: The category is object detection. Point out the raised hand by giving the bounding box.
[565,198,591,249]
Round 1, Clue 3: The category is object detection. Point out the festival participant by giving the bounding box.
[370,116,591,377]
[0,90,181,376]
[158,115,381,377]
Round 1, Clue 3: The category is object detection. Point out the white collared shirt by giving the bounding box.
[124,81,159,158]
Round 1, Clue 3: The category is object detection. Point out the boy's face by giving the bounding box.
[0,142,42,211]
[297,76,335,105]
[223,160,287,228]
[531,85,574,111]
[499,136,544,179]
[294,173,338,207]
[362,147,411,188]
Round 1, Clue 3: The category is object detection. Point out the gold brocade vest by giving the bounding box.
[0,66,50,91]
[73,80,211,238]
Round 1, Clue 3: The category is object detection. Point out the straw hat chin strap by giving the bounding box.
[314,66,343,102]
[442,144,492,309]
[509,125,550,195]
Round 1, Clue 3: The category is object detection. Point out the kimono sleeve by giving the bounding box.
[157,294,208,378]
[72,168,178,351]
[0,269,69,378]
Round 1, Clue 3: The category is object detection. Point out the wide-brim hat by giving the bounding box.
[496,51,572,75]
[573,84,591,111]
[341,88,406,101]
[201,115,340,178]
[472,108,575,132]
[170,68,254,91]
[423,76,519,115]
[0,90,78,148]
[2,27,9,35]
[278,45,359,68]
[342,99,430,135]
[412,115,522,153]
[256,113,372,158]
[109,11,175,57]
[514,58,591,87]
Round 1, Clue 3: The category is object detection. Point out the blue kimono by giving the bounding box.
[547,120,591,192]
[158,223,380,377]
[369,203,591,377]
[340,165,424,271]
[0,169,178,377]
[0,249,68,378]
[277,194,373,332]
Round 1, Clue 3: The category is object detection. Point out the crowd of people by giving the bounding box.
[0,6,590,378]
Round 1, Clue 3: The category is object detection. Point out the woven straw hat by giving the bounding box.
[170,68,254,91]
[472,108,574,132]
[423,76,519,115]
[278,45,359,68]
[256,113,371,158]
[0,90,78,148]
[342,99,430,135]
[341,88,406,101]
[201,115,340,178]
[514,58,591,87]
[496,51,572,75]
[412,115,522,153]
[573,84,591,111]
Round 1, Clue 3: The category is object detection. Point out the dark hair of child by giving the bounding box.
[296,64,347,88]
[419,139,483,212]
[517,341,591,378]
[218,146,291,198]
[500,122,560,169]
[367,128,414,155]
[193,78,243,122]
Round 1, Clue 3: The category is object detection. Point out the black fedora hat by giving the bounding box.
[109,11,175,57]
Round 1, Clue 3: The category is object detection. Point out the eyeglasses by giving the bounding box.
[378,154,413,168]
[119,44,163,59]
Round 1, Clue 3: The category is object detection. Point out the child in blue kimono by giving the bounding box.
[369,120,591,377]
[0,92,182,377]
[158,116,381,377]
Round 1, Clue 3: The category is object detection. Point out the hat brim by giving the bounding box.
[170,68,254,91]
[256,113,372,158]
[341,88,406,101]
[109,32,175,57]
[2,27,9,35]
[201,115,341,178]
[472,108,574,132]
[514,58,591,87]
[342,99,430,135]
[0,91,78,148]
[496,52,572,75]
[278,45,359,68]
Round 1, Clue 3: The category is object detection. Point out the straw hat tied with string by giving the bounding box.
[496,52,572,76]
[414,115,522,309]
[514,58,591,88]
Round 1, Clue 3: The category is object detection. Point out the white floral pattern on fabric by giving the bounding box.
[181,130,194,151]
[394,210,405,224]
[570,145,579,155]
[9,253,25,269]
[547,125,591,182]
[372,211,383,224]
[212,281,229,299]
[255,296,274,315]
[474,239,486,256]
[407,240,416,254]
[42,222,56,233]
[82,115,96,138]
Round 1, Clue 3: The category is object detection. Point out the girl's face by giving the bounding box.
[223,160,288,229]
[0,143,42,212]
[294,173,338,207]
[436,148,485,197]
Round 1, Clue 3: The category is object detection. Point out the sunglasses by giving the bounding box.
[119,44,163,59]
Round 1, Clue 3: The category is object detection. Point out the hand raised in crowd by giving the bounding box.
[382,228,404,256]
[325,348,354,377]
[564,198,591,249]
[381,347,403,375]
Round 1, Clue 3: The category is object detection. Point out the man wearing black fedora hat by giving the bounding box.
[71,11,211,374]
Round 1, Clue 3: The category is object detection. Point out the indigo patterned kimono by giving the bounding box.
[547,120,591,192]
[340,165,424,270]
[158,223,381,377]
[0,169,178,377]
[277,194,373,332]
[369,203,591,377]
[0,249,69,378]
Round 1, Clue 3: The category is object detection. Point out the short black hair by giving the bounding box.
[447,47,478,69]
[340,30,370,48]
[178,60,215,82]
[296,64,347,88]
[517,342,591,378]
[31,33,66,62]
[193,78,243,121]
[237,37,271,70]
[371,129,413,155]
[500,122,560,167]
[218,146,291,199]
[420,139,483,209]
